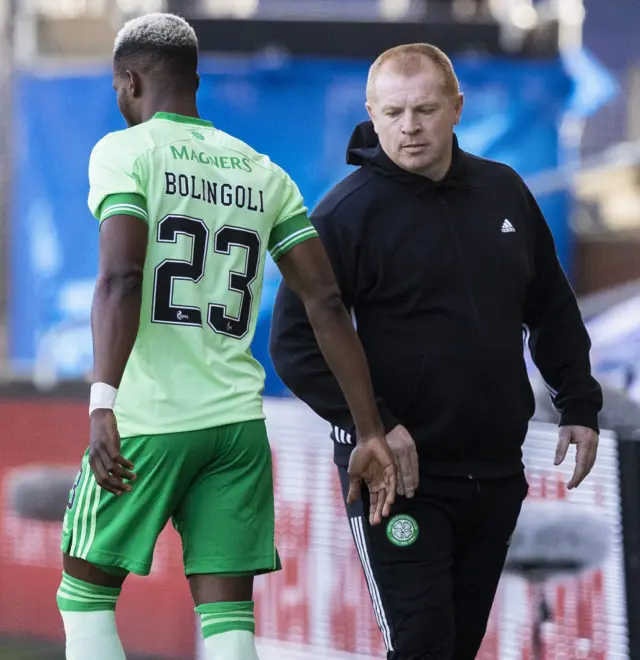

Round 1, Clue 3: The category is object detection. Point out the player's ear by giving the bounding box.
[127,70,142,98]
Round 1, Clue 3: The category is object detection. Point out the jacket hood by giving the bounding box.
[346,120,469,189]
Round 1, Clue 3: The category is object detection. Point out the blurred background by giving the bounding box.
[1,0,640,658]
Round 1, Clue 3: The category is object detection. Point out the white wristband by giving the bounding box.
[89,382,118,416]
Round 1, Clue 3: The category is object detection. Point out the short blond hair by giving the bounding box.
[366,43,460,100]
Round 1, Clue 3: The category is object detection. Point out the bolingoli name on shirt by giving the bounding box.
[165,172,265,213]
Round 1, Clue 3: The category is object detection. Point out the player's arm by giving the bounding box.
[87,215,146,496]
[276,237,397,523]
[268,172,396,523]
[276,238,380,440]
[86,134,147,495]
[92,214,147,390]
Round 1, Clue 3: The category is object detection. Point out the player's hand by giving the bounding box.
[347,436,397,526]
[386,425,419,498]
[554,425,599,490]
[89,409,136,496]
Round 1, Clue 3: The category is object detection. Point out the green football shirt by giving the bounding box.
[87,112,318,437]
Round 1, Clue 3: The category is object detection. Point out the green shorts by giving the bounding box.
[61,419,280,577]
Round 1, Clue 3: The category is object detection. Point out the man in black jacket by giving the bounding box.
[270,43,602,660]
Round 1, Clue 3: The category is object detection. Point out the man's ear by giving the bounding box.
[366,102,377,132]
[454,93,464,126]
[128,70,142,98]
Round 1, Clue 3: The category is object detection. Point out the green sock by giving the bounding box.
[56,572,121,612]
[57,573,125,660]
[196,601,255,639]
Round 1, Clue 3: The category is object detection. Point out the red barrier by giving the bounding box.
[0,399,629,660]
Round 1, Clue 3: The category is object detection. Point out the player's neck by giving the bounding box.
[142,94,200,124]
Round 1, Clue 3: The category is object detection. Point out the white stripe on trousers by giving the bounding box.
[349,516,394,651]
[333,426,353,444]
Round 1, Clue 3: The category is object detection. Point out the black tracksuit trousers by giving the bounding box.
[338,467,529,660]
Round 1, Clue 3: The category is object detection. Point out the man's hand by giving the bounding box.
[386,425,419,498]
[347,436,397,526]
[554,425,599,490]
[89,409,136,496]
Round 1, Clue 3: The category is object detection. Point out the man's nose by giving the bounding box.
[401,113,420,135]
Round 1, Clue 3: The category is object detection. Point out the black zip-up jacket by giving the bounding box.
[269,121,603,477]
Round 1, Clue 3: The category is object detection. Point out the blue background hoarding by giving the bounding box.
[9,53,615,393]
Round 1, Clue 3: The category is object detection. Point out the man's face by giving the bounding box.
[112,67,142,128]
[367,59,463,180]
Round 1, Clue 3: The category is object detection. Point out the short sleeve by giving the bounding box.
[268,174,318,261]
[87,133,148,224]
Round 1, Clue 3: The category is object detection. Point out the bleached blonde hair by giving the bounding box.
[114,12,198,55]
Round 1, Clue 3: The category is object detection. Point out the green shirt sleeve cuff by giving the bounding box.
[97,193,148,224]
[269,212,319,261]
